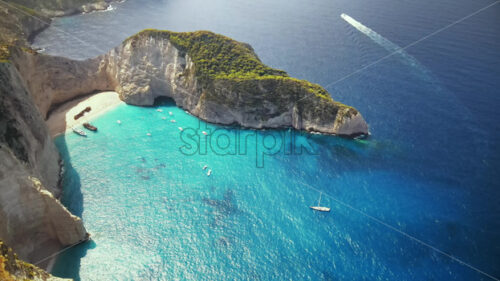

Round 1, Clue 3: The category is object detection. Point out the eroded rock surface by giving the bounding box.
[0,62,87,263]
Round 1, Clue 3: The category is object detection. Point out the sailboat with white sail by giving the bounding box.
[310,192,330,212]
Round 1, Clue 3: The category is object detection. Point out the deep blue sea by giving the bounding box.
[33,0,500,280]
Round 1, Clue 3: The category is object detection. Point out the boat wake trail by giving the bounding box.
[339,13,486,169]
[340,13,422,69]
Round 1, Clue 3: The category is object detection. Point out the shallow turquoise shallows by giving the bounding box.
[39,0,500,279]
[53,98,493,281]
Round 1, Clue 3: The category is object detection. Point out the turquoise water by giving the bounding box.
[53,100,493,281]
[37,0,500,279]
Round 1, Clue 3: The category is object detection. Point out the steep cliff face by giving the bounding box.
[102,30,368,136]
[10,31,368,136]
[0,240,70,281]
[104,35,199,108]
[11,48,111,118]
[0,62,87,263]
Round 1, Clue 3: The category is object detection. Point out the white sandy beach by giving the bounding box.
[46,91,124,137]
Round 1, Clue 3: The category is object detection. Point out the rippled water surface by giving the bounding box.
[35,0,500,280]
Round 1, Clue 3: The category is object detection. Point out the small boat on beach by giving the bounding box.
[72,127,87,137]
[74,106,92,120]
[83,122,98,132]
[310,192,330,212]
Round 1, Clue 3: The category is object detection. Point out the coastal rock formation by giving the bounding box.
[0,0,117,47]
[10,48,110,117]
[3,0,113,18]
[104,30,368,136]
[0,240,70,281]
[9,30,369,136]
[0,62,87,264]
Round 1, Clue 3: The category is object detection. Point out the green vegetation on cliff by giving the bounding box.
[127,29,356,108]
[0,0,107,48]
[0,240,55,281]
[128,29,286,80]
[0,1,49,49]
[0,45,10,62]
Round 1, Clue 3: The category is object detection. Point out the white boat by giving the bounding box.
[207,169,212,176]
[161,117,167,120]
[310,192,330,212]
[117,120,122,124]
[202,165,208,170]
[156,109,163,112]
[170,120,176,123]
[72,127,87,137]
[169,112,173,115]
[178,127,184,131]
[147,133,152,136]
[202,131,208,135]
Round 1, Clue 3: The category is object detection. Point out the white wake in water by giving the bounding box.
[340,13,483,159]
[341,13,421,68]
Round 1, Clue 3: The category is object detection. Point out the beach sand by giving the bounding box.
[46,91,124,137]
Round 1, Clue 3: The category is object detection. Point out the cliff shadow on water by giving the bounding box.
[51,135,94,281]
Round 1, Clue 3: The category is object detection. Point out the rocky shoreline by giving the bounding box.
[0,1,120,280]
[9,30,369,136]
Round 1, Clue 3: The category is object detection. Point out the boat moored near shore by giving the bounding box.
[83,122,98,131]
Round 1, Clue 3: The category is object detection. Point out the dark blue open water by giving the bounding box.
[33,0,500,280]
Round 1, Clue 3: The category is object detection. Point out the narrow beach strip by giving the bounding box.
[46,91,124,137]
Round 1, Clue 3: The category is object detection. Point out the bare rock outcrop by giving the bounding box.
[0,62,87,263]
[11,48,111,118]
[11,30,368,136]
[104,30,369,136]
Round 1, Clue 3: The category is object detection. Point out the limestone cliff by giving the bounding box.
[0,240,69,281]
[10,47,110,117]
[106,30,368,136]
[0,0,107,276]
[0,62,88,264]
[9,30,369,136]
